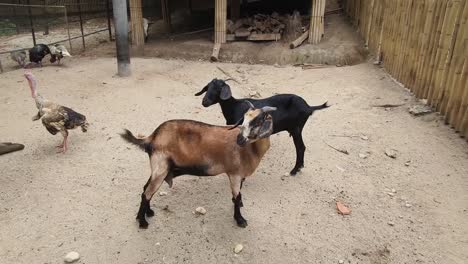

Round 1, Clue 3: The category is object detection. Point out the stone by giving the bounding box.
[64,251,80,263]
[409,105,432,116]
[195,207,207,215]
[159,191,168,196]
[385,149,397,159]
[234,244,243,254]
[336,201,351,215]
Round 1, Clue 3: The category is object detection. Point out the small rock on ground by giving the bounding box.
[234,244,243,254]
[336,201,351,215]
[159,191,168,196]
[409,105,432,116]
[64,251,80,263]
[385,149,398,159]
[195,206,207,215]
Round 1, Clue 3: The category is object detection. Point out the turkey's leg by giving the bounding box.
[57,130,69,153]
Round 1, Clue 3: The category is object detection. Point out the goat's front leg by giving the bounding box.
[229,175,247,227]
[137,155,168,229]
[290,130,306,175]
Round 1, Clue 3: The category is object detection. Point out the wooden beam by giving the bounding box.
[290,30,309,49]
[211,43,221,62]
[215,0,227,44]
[129,0,145,46]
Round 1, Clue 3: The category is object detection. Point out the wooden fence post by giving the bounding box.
[129,0,145,46]
[309,0,326,44]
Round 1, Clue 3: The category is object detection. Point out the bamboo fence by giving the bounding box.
[345,0,468,139]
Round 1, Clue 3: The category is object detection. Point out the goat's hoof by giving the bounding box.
[146,208,155,217]
[236,219,248,228]
[139,220,149,229]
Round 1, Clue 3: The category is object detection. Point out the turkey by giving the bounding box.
[10,50,27,68]
[49,44,71,64]
[26,44,51,68]
[24,72,89,153]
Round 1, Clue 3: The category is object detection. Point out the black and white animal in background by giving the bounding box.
[10,50,27,68]
[24,72,88,153]
[195,79,329,176]
[26,44,51,68]
[49,44,71,64]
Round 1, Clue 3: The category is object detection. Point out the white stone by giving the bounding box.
[64,251,80,263]
[339,260,344,264]
[159,191,168,196]
[234,244,243,254]
[195,207,207,215]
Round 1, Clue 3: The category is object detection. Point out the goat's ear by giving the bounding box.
[228,117,243,130]
[195,86,208,96]
[220,84,232,100]
[258,117,273,138]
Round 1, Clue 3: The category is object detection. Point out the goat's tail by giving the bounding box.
[309,101,330,114]
[120,129,153,154]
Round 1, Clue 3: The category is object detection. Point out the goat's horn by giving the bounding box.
[194,86,208,96]
[261,106,277,113]
[244,100,255,109]
[228,118,243,130]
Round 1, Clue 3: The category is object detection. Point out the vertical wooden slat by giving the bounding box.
[214,0,227,44]
[129,0,144,46]
[344,0,468,139]
[309,0,326,44]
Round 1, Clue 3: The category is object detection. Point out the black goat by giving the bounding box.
[195,78,329,175]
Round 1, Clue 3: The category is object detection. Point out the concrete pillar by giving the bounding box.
[215,0,227,43]
[112,0,131,76]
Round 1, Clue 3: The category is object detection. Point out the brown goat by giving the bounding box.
[121,104,276,228]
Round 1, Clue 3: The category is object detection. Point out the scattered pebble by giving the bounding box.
[385,149,398,159]
[156,242,160,246]
[359,153,369,159]
[336,201,351,215]
[336,165,345,172]
[360,135,369,141]
[195,207,207,215]
[234,244,244,254]
[388,221,395,226]
[405,160,411,166]
[64,251,80,263]
[409,105,432,116]
[159,191,168,196]
[391,189,396,193]
[405,203,412,208]
[339,260,344,264]
[387,192,395,197]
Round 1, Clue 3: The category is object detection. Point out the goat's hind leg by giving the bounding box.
[142,177,155,217]
[229,175,247,227]
[136,154,168,229]
[290,129,306,175]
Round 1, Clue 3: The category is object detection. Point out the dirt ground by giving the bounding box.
[0,57,467,264]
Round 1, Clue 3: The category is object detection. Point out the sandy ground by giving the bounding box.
[0,57,467,264]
